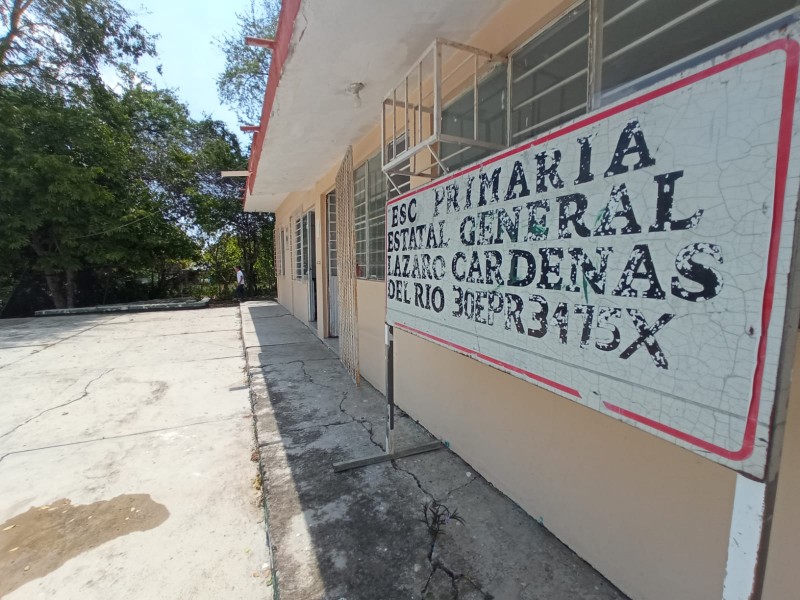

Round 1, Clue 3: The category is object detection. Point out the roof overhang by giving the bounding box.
[244,0,511,212]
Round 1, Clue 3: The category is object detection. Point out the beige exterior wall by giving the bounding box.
[274,189,324,333]
[762,338,800,600]
[275,225,291,309]
[394,329,738,600]
[267,0,800,598]
[357,280,386,394]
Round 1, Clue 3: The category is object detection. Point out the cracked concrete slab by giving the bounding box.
[0,315,111,349]
[247,341,334,368]
[242,316,319,351]
[0,307,271,599]
[0,346,45,369]
[242,300,629,600]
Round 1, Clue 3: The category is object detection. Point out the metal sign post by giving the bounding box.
[385,324,395,455]
[333,323,443,473]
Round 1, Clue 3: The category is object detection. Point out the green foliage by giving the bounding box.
[210,0,280,297]
[0,0,277,313]
[0,85,199,308]
[0,0,156,91]
[199,233,240,296]
[421,500,466,538]
[188,116,277,299]
[215,0,280,124]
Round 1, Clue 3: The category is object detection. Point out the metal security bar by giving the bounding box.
[326,191,339,337]
[381,38,508,179]
[274,228,283,277]
[293,215,303,279]
[509,2,590,142]
[506,0,799,145]
[379,2,798,183]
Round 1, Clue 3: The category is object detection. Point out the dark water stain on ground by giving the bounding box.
[0,494,169,597]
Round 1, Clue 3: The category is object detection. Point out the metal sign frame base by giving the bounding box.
[332,440,443,473]
[333,324,444,473]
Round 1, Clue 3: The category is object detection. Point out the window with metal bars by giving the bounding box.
[509,0,797,144]
[326,191,337,277]
[281,228,286,277]
[301,212,310,277]
[275,228,283,277]
[294,216,303,279]
[599,0,797,102]
[353,159,369,278]
[354,144,409,280]
[510,3,589,143]
[387,136,411,198]
[441,64,508,171]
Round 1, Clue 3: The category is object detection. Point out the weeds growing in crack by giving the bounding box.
[421,500,465,540]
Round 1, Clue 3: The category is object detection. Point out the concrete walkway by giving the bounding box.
[0,308,270,599]
[243,300,628,600]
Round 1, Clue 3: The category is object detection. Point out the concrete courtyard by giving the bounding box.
[0,303,628,600]
[0,308,270,599]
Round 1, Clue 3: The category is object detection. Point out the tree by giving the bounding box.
[0,85,198,308]
[0,1,281,312]
[0,1,187,311]
[189,117,276,296]
[215,0,279,124]
[0,0,156,91]
[201,232,241,296]
[214,0,280,297]
[117,85,202,223]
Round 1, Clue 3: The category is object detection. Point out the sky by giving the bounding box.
[120,0,255,144]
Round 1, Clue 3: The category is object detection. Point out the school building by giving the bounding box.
[242,1,800,598]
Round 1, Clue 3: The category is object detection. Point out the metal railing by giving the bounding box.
[381,38,508,181]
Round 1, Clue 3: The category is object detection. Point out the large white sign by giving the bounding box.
[385,34,800,478]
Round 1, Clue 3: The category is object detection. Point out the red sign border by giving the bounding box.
[385,38,800,463]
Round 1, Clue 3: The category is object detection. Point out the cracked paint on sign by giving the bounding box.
[385,32,800,478]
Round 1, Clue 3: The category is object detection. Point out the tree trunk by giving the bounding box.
[44,271,66,309]
[65,269,76,308]
[0,0,34,74]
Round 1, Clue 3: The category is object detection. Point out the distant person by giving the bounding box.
[235,266,245,302]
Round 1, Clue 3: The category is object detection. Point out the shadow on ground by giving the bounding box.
[241,300,629,600]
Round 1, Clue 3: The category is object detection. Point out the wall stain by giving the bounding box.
[0,494,168,597]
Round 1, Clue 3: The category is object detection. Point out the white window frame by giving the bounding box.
[294,214,304,280]
[280,227,286,277]
[355,143,410,281]
[507,0,799,145]
[326,190,337,278]
[354,153,385,280]
[275,226,283,277]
